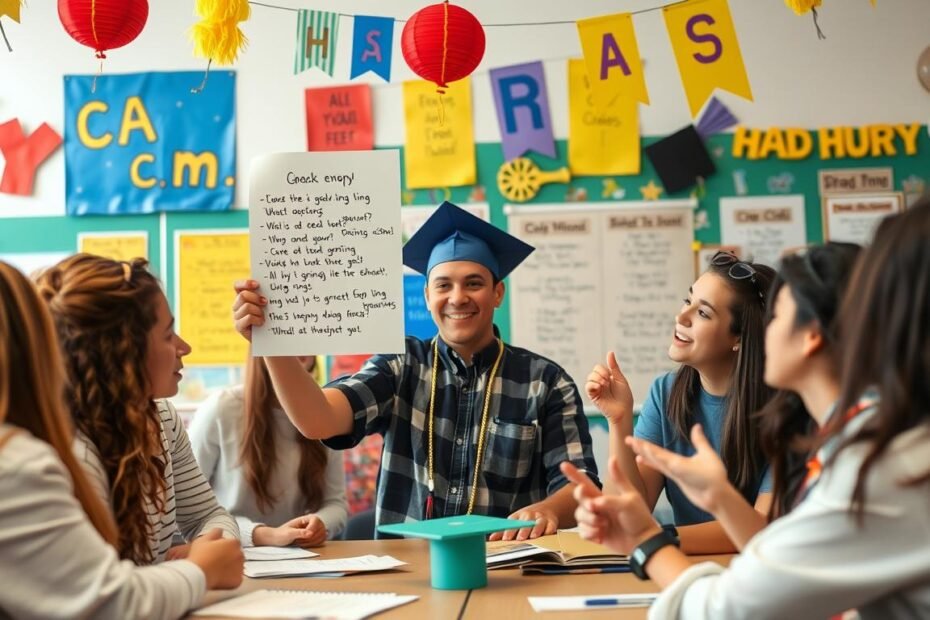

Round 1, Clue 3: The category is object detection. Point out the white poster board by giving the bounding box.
[249,150,404,356]
[720,195,807,266]
[822,193,903,245]
[508,201,695,406]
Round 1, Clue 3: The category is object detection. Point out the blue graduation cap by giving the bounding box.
[378,514,536,590]
[402,202,535,280]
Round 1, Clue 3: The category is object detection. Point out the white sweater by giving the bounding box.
[0,425,206,619]
[651,413,930,620]
[72,400,239,563]
[188,387,348,546]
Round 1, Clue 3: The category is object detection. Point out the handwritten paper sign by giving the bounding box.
[176,231,250,366]
[822,193,903,245]
[508,202,695,406]
[78,231,148,261]
[249,150,403,356]
[720,195,806,266]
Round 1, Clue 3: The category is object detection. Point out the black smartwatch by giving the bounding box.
[629,528,680,580]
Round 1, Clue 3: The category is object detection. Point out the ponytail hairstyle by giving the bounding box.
[35,254,166,564]
[240,354,329,514]
[758,242,862,519]
[667,257,776,501]
[827,197,930,522]
[0,261,118,546]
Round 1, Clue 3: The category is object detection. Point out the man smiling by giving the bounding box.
[233,201,599,539]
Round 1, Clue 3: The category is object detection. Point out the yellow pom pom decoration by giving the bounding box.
[190,0,250,66]
[784,0,822,15]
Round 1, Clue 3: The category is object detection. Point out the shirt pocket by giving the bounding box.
[482,418,539,483]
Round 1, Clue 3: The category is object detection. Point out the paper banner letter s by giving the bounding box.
[351,15,394,81]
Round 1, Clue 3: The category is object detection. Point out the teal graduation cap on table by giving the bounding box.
[378,514,536,590]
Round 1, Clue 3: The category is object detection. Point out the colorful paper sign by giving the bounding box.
[0,119,62,196]
[63,71,235,215]
[577,13,649,105]
[176,231,250,366]
[78,231,148,261]
[295,10,340,76]
[403,78,476,189]
[351,15,394,81]
[567,59,640,176]
[489,61,556,161]
[732,125,920,160]
[305,84,374,151]
[663,0,752,118]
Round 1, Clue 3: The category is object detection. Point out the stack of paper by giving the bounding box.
[194,589,418,619]
[243,546,319,561]
[244,555,407,578]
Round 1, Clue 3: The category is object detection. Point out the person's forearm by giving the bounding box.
[605,416,648,501]
[677,520,738,554]
[705,485,768,551]
[644,545,694,588]
[538,483,582,527]
[264,356,352,438]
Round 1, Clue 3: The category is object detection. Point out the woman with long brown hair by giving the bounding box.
[586,253,775,553]
[189,354,347,547]
[567,199,930,619]
[34,254,239,565]
[0,261,242,619]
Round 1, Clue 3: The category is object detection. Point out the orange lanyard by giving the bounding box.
[798,399,874,501]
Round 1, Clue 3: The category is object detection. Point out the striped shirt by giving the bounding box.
[325,335,601,534]
[73,400,239,564]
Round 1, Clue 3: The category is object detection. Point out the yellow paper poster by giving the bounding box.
[576,13,648,106]
[403,77,476,189]
[78,232,148,261]
[177,231,250,366]
[568,59,640,176]
[663,0,753,118]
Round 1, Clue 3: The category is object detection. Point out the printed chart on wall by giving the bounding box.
[175,230,250,366]
[507,201,696,407]
[78,231,148,261]
[400,203,489,340]
[249,150,404,356]
[719,195,807,266]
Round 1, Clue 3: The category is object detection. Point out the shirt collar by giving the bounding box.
[436,325,503,376]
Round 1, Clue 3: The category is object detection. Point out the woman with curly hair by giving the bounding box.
[35,254,239,565]
[0,261,242,619]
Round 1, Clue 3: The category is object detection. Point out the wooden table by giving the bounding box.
[191,541,731,620]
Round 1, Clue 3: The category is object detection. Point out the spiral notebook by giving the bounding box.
[193,589,418,619]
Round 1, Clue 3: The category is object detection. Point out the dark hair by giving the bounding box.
[667,258,776,501]
[757,242,862,519]
[35,254,166,564]
[826,197,930,521]
[240,354,329,514]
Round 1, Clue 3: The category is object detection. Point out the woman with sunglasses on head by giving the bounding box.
[34,254,240,566]
[586,252,775,553]
[566,202,930,619]
[0,261,242,620]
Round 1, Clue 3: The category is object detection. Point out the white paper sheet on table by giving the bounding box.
[193,589,418,619]
[528,593,657,611]
[244,554,407,578]
[243,546,319,561]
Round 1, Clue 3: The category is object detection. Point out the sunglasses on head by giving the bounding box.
[710,251,765,306]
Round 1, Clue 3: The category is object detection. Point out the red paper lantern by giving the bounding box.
[401,1,485,92]
[58,0,149,58]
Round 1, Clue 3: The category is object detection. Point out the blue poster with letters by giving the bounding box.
[64,71,236,215]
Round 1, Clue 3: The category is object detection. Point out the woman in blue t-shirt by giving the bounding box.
[586,252,775,553]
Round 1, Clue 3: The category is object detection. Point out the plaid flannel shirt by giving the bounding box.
[324,333,601,534]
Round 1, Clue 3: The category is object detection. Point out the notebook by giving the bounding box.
[486,530,629,574]
[243,555,407,578]
[193,589,418,619]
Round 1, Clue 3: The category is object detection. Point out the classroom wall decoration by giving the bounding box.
[350,15,394,81]
[732,124,921,160]
[400,2,485,93]
[63,70,236,215]
[294,9,339,76]
[305,84,374,152]
[58,0,149,59]
[190,0,251,67]
[0,118,62,196]
[0,0,22,51]
[489,61,556,161]
[576,13,648,106]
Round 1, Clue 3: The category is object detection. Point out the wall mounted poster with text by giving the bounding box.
[64,71,236,215]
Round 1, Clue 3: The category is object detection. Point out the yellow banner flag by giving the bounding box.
[403,78,476,189]
[567,59,640,176]
[577,13,648,106]
[664,0,753,118]
[177,231,250,366]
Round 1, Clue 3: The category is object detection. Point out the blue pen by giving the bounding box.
[585,598,621,606]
